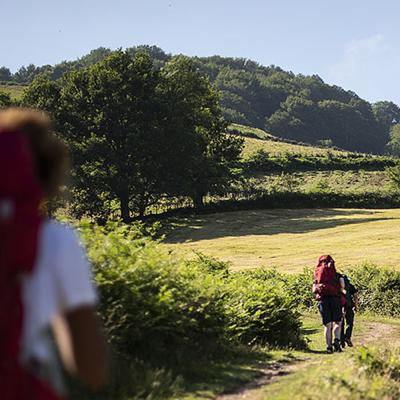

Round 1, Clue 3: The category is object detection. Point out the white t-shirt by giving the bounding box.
[21,219,97,374]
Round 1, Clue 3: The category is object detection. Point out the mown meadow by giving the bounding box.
[0,83,26,100]
[164,208,400,271]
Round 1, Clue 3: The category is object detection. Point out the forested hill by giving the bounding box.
[1,45,400,154]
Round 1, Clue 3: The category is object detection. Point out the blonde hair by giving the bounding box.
[0,107,68,197]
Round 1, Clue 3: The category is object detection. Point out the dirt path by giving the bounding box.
[215,320,400,400]
[216,361,309,400]
[356,321,400,346]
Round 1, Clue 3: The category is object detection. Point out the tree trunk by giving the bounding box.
[119,192,131,223]
[192,192,204,211]
[138,202,146,219]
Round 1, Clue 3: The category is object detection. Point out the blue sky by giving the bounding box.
[2,0,399,104]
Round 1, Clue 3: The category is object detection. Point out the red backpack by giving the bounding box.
[0,129,62,400]
[313,255,340,299]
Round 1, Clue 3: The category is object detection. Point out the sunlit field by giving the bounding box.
[0,84,26,100]
[247,170,390,194]
[165,208,400,272]
[231,124,352,159]
[241,136,351,159]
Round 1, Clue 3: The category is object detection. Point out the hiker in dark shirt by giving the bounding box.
[339,274,358,347]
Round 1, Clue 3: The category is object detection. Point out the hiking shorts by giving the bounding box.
[318,296,342,325]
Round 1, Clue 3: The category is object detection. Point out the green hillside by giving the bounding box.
[2,45,399,153]
[228,123,395,202]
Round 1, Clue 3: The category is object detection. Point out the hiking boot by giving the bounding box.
[327,345,334,354]
[341,340,346,348]
[345,338,353,347]
[333,339,342,353]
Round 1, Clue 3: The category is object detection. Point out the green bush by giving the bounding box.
[328,347,400,399]
[81,224,228,369]
[79,223,305,369]
[226,269,305,347]
[348,264,400,317]
[206,191,400,212]
[286,267,315,310]
[73,222,310,398]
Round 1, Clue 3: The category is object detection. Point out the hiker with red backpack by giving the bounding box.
[0,108,108,399]
[312,255,346,353]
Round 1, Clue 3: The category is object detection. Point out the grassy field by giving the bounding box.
[165,208,400,272]
[230,124,352,159]
[241,136,351,159]
[247,170,390,194]
[0,84,26,100]
[229,123,275,140]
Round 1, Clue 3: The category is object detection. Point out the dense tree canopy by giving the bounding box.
[372,101,400,132]
[23,51,242,220]
[159,57,243,208]
[3,45,399,153]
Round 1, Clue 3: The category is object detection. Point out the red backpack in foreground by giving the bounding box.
[0,130,61,400]
[313,255,341,299]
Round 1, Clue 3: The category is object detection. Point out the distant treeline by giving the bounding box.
[2,45,400,154]
[204,192,400,213]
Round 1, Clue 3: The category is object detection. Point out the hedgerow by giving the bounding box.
[244,149,395,173]
[347,264,400,317]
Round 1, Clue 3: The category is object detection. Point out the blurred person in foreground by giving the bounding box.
[0,108,108,399]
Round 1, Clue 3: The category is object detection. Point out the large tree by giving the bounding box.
[24,51,165,221]
[23,51,242,219]
[60,50,166,221]
[159,56,243,209]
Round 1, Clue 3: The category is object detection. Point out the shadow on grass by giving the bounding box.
[184,348,304,398]
[164,208,395,243]
[301,327,319,335]
[303,348,328,355]
[184,349,272,394]
[184,348,278,395]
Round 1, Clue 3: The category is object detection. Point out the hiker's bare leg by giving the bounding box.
[324,322,333,346]
[333,321,341,340]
